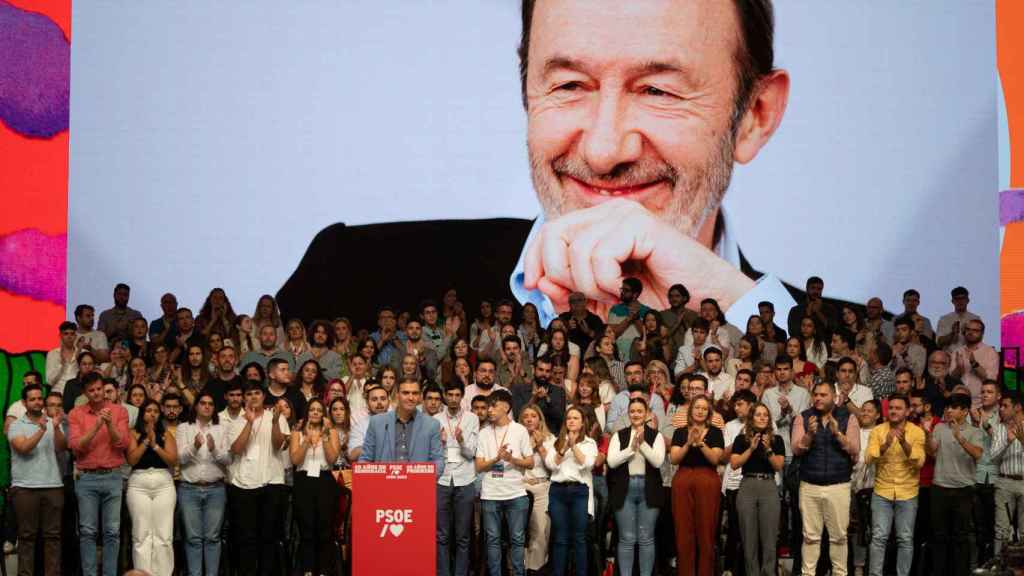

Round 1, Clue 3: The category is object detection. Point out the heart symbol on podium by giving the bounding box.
[389,524,405,537]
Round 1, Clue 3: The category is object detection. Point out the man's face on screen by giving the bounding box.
[524,0,741,238]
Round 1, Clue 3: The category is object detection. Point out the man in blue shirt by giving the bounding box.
[9,383,67,576]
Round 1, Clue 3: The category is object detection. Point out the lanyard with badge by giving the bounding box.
[444,411,462,464]
[491,424,509,478]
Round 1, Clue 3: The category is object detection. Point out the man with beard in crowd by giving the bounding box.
[206,346,242,413]
[922,349,961,416]
[949,319,998,407]
[510,355,566,433]
[461,359,508,413]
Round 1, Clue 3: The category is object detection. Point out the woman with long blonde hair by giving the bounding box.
[519,404,554,573]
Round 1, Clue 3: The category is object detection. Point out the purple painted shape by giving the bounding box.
[0,0,70,138]
[0,228,66,304]
[1001,189,1024,226]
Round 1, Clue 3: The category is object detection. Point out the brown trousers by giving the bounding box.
[671,467,720,576]
[12,486,64,576]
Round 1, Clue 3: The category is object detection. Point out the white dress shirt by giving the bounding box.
[543,436,598,515]
[344,377,369,420]
[762,383,811,457]
[176,420,231,484]
[45,347,78,394]
[219,405,244,481]
[701,371,736,402]
[434,409,480,488]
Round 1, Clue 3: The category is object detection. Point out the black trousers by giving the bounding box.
[655,486,675,574]
[931,485,974,576]
[973,482,995,565]
[62,475,81,576]
[230,484,286,576]
[724,489,745,576]
[293,471,338,574]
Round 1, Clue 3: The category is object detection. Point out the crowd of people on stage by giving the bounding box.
[6,279,1020,576]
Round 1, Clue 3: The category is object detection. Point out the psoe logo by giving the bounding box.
[376,509,413,538]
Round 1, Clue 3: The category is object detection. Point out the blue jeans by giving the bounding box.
[482,495,529,576]
[76,471,123,576]
[178,482,227,576]
[437,482,477,576]
[614,476,660,576]
[549,482,589,576]
[870,493,918,576]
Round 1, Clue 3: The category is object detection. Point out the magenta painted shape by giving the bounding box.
[0,229,66,304]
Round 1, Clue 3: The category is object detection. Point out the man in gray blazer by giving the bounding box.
[358,377,445,477]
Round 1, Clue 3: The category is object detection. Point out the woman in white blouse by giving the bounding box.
[175,391,231,576]
[606,398,666,576]
[289,398,341,576]
[520,404,555,573]
[542,405,598,576]
[851,399,881,573]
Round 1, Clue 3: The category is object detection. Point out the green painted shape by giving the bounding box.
[1005,367,1019,391]
[0,349,48,489]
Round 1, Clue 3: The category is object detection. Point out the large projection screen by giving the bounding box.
[68,1,998,339]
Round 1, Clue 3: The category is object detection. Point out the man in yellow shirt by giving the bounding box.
[864,393,926,576]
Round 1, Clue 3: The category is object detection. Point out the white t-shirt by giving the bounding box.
[6,400,26,421]
[76,329,109,352]
[476,420,533,501]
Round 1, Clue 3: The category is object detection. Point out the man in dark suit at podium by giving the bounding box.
[278,0,839,329]
[358,378,445,477]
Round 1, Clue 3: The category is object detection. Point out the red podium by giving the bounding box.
[352,462,437,575]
